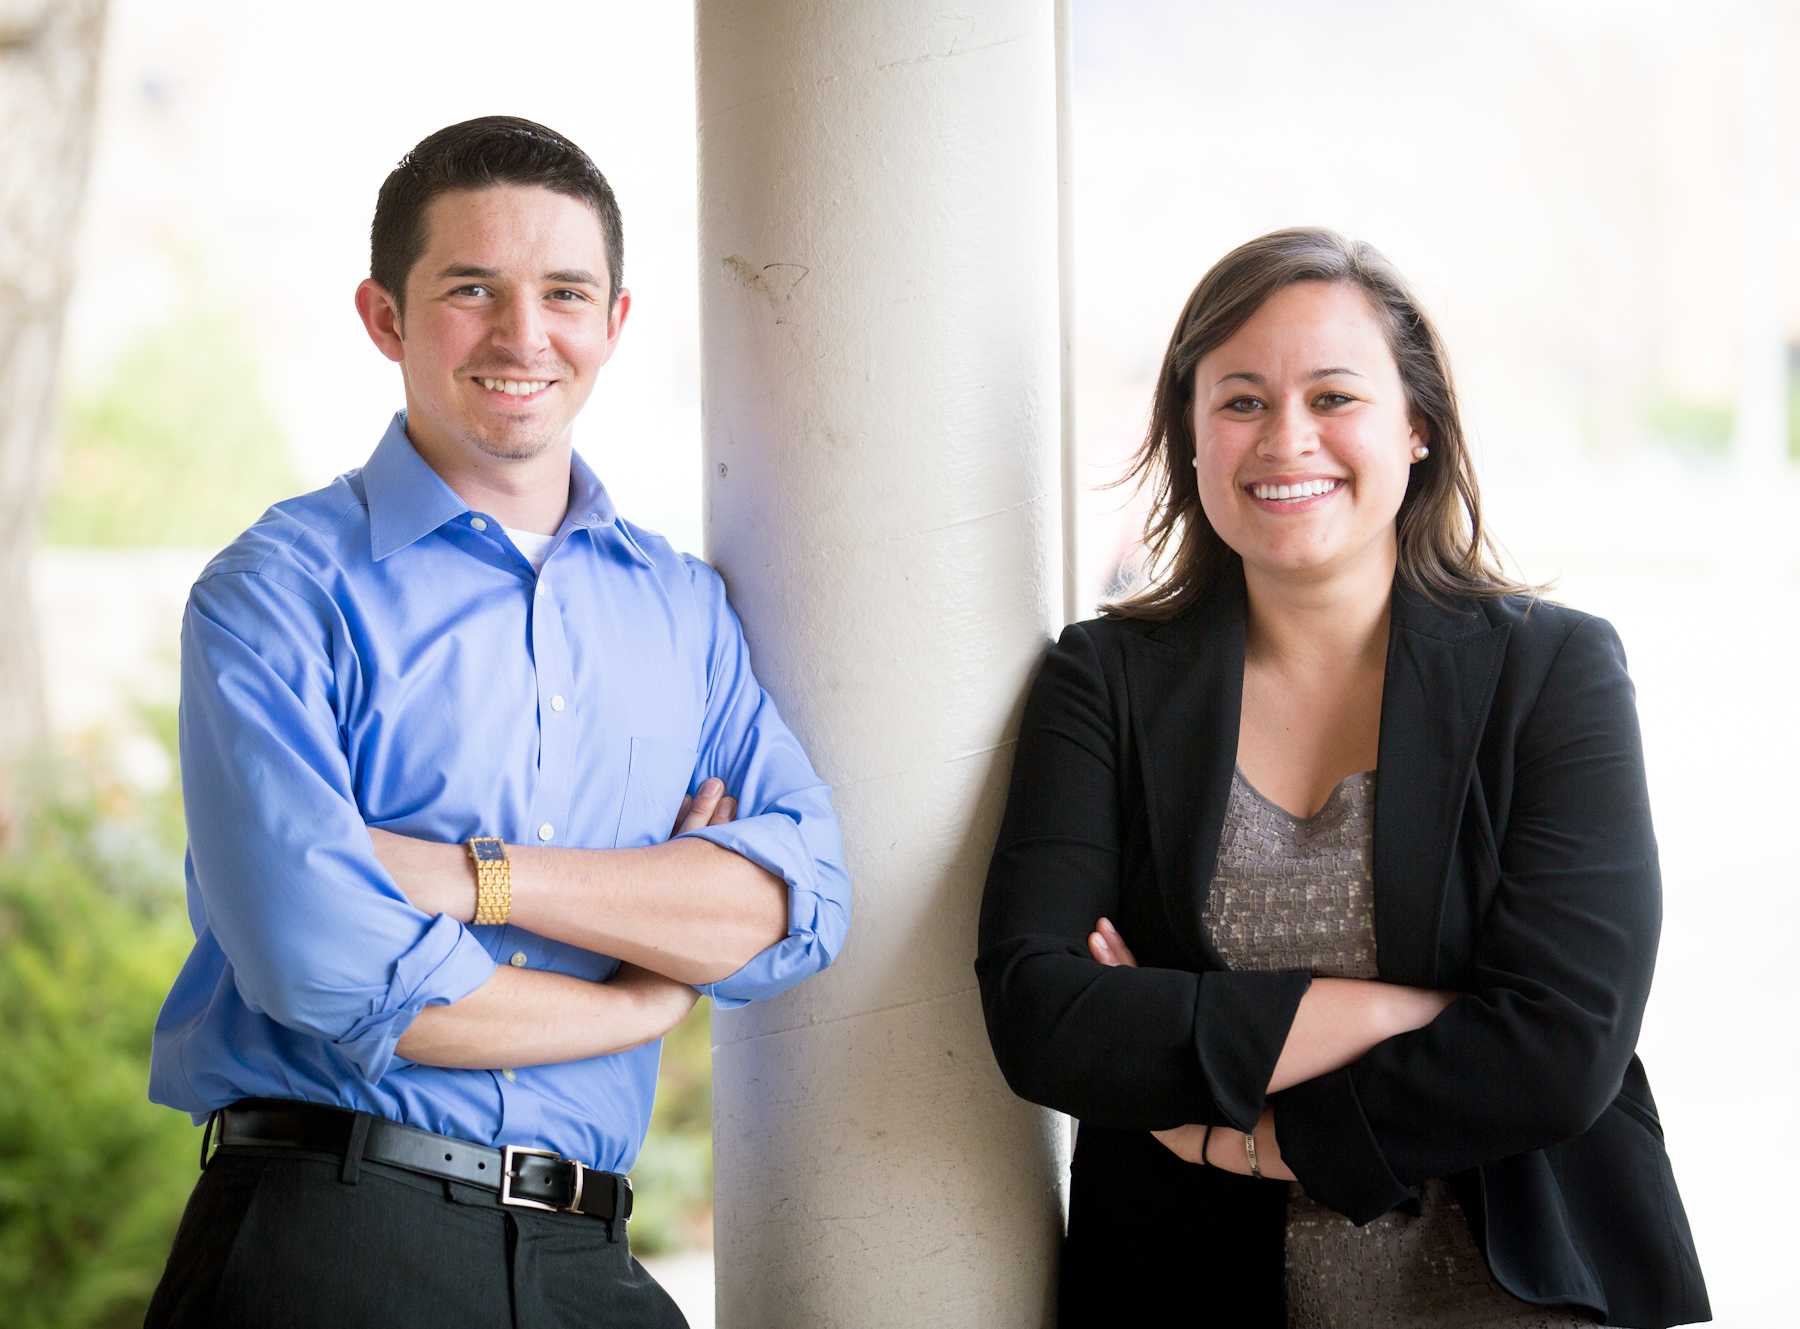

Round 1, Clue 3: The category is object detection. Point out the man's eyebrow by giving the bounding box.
[1212,367,1366,388]
[432,264,604,286]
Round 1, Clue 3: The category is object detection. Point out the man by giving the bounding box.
[144,116,851,1328]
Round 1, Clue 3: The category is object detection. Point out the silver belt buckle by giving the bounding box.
[499,1144,560,1212]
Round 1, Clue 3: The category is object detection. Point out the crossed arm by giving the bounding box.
[1085,917,1453,1180]
[980,617,1658,1218]
[387,781,785,1068]
[180,562,847,1088]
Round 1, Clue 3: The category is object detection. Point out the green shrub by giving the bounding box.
[0,745,197,1329]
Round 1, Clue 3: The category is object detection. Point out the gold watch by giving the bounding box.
[467,836,512,926]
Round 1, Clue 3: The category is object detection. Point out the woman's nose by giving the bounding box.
[1257,403,1319,459]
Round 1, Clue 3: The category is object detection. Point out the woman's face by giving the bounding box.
[1190,280,1423,590]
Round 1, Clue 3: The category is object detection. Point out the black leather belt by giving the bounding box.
[212,1099,632,1227]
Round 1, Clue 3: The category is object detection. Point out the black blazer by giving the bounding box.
[976,567,1709,1327]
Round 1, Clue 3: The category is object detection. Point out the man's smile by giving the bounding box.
[472,376,555,403]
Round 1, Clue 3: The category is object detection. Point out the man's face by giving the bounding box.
[362,184,627,467]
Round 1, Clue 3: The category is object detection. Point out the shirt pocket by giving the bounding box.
[612,736,700,849]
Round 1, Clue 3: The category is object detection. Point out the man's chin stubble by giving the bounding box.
[470,430,555,464]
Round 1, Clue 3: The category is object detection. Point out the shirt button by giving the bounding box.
[502,1068,517,1083]
[510,951,528,967]
[470,516,488,531]
[550,695,566,712]
[537,823,555,842]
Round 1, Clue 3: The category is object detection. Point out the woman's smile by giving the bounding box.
[1242,475,1345,510]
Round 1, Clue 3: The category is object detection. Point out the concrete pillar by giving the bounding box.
[696,3,1066,1325]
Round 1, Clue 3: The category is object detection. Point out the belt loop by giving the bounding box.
[199,1109,219,1171]
[608,1174,627,1244]
[340,1111,373,1186]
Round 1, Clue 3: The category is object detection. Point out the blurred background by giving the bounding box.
[2,1,1794,1325]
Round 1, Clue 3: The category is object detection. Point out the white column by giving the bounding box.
[696,3,1066,1325]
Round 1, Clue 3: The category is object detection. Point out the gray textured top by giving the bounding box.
[1204,767,1591,1328]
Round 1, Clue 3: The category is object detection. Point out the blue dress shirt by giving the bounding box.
[149,412,851,1172]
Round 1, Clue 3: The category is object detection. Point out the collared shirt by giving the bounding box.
[150,412,851,1172]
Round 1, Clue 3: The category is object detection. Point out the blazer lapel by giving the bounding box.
[1120,570,1247,969]
[1372,586,1511,985]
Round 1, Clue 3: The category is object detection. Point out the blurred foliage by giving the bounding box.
[1644,395,1733,457]
[45,308,298,547]
[631,1000,715,1255]
[0,716,196,1329]
[0,712,715,1325]
[1645,379,1800,460]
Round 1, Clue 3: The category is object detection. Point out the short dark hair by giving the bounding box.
[370,115,623,314]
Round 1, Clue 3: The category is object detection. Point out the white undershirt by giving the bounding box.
[503,525,557,574]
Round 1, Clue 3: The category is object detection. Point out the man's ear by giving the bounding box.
[355,278,406,363]
[594,287,632,370]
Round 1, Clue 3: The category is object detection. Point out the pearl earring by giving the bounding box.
[1411,445,1430,462]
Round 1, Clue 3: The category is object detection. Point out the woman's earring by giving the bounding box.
[1411,445,1430,462]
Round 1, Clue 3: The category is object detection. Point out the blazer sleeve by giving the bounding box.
[1273,614,1662,1221]
[976,621,1311,1133]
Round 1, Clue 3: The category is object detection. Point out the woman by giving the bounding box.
[975,229,1709,1327]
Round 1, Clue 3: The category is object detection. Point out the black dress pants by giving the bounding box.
[144,1148,688,1329]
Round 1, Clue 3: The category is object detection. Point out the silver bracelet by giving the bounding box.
[1244,1129,1263,1179]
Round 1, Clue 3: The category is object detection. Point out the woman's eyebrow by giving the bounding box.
[1213,367,1365,388]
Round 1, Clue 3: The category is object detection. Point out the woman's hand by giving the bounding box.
[1089,915,1298,1180]
[1087,915,1137,967]
[1147,1122,1212,1164]
[1088,917,1213,1166]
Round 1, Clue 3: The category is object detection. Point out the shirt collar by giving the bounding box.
[363,411,653,568]
[364,412,475,562]
[564,447,654,568]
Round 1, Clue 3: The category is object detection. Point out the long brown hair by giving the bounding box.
[1104,228,1535,619]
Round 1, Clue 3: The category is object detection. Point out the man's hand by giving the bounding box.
[609,960,701,1030]
[671,778,737,836]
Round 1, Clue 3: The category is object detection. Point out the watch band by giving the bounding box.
[467,836,512,926]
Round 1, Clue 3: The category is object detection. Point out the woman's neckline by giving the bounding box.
[1233,765,1375,824]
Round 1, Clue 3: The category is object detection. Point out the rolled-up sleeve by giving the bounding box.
[677,557,851,1007]
[181,566,497,1082]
